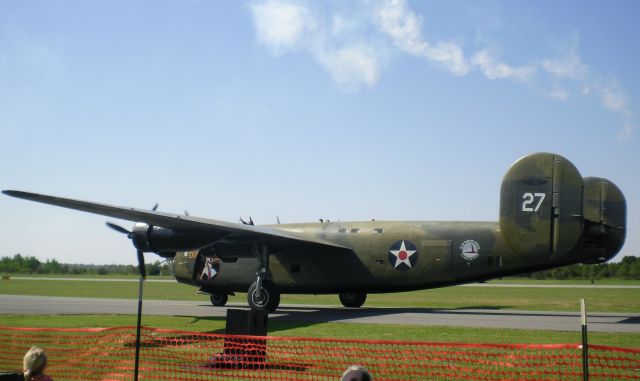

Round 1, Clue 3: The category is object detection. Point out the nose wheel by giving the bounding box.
[247,279,280,312]
[247,244,280,313]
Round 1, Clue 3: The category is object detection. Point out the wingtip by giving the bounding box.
[2,190,35,199]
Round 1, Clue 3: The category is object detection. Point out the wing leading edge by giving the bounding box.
[2,190,350,251]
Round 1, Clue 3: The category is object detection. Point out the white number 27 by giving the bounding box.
[522,192,546,212]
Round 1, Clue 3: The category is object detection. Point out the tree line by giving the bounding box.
[522,256,640,280]
[0,254,172,277]
[1,253,639,279]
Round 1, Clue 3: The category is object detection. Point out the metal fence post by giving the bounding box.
[581,298,588,381]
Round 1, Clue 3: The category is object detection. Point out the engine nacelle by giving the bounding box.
[499,152,626,262]
[130,223,225,257]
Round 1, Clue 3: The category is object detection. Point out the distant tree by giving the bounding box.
[146,261,161,276]
[160,262,173,276]
[41,259,61,273]
[3,252,634,279]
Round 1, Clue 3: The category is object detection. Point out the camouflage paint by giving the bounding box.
[181,152,626,295]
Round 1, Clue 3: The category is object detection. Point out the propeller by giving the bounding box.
[136,250,146,280]
[105,202,157,240]
[105,221,132,237]
[104,205,155,381]
[276,215,281,224]
[133,252,145,381]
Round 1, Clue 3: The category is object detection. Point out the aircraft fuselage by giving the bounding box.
[174,219,604,294]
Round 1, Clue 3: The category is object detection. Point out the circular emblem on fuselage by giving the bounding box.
[388,240,418,271]
[460,240,480,261]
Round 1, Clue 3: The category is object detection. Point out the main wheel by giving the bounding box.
[339,292,366,308]
[247,280,280,313]
[210,293,228,307]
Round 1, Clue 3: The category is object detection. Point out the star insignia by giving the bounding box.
[389,240,417,269]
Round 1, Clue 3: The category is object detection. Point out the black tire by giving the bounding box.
[339,292,367,308]
[247,280,280,313]
[210,293,228,307]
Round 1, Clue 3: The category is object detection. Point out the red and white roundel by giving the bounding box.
[388,240,418,271]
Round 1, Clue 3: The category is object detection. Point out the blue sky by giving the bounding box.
[1,0,638,265]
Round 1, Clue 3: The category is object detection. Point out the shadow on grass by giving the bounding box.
[172,304,638,336]
[264,305,516,335]
[173,305,518,335]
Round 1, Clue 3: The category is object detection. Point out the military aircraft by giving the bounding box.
[3,152,626,312]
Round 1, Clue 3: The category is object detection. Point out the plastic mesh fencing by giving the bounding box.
[1,326,639,380]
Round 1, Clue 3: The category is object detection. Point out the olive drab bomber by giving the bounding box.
[3,152,627,313]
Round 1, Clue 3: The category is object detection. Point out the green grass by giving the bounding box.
[280,287,640,312]
[5,273,639,284]
[1,314,638,348]
[0,278,194,299]
[3,273,174,280]
[2,277,639,350]
[495,277,640,285]
[2,278,638,312]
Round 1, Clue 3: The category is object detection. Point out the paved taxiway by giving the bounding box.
[1,294,638,333]
[9,277,640,288]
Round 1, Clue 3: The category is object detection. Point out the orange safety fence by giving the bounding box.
[1,326,639,380]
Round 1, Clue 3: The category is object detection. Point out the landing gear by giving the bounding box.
[247,244,281,313]
[209,293,228,307]
[339,292,367,308]
[248,280,280,312]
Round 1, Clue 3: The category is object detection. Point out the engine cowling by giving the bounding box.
[130,223,225,257]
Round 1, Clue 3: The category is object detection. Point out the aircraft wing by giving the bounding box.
[2,190,350,250]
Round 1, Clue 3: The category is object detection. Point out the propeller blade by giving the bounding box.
[277,215,281,224]
[184,210,189,216]
[136,250,146,279]
[105,221,131,235]
[152,203,158,211]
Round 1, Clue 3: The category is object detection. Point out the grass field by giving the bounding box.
[6,274,640,284]
[491,278,640,285]
[1,278,639,312]
[1,314,639,348]
[2,277,639,349]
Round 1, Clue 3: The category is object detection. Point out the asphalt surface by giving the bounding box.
[9,277,640,288]
[1,294,638,333]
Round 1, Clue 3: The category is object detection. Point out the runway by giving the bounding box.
[9,277,640,288]
[1,294,638,333]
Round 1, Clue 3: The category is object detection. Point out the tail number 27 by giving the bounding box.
[522,193,546,212]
